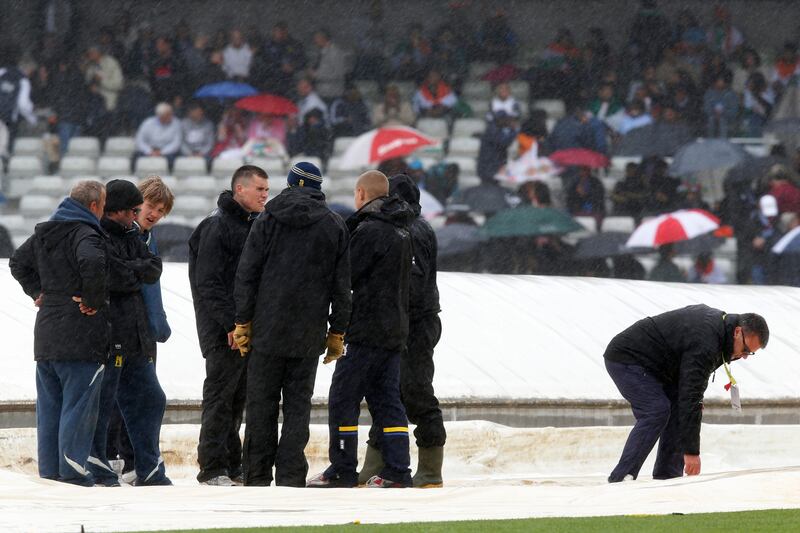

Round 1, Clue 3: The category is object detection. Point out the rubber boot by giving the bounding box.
[358,444,384,486]
[413,446,444,488]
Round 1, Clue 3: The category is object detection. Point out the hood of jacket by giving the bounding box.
[34,197,103,251]
[101,215,138,238]
[347,195,415,233]
[218,190,257,222]
[388,174,421,217]
[265,186,331,228]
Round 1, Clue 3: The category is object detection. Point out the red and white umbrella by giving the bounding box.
[626,209,720,248]
[339,126,438,169]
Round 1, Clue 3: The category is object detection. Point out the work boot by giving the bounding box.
[358,444,384,486]
[413,446,444,488]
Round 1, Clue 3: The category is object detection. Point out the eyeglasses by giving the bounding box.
[741,331,755,356]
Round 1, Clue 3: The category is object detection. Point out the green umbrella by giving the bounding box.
[482,207,584,238]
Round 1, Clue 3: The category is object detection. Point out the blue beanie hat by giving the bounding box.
[287,161,323,190]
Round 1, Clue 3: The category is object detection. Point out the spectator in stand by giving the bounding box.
[645,157,681,215]
[648,243,685,282]
[746,194,783,284]
[0,43,36,148]
[50,57,91,155]
[518,180,552,207]
[183,34,210,86]
[550,106,606,153]
[181,101,215,159]
[611,255,646,280]
[766,165,800,215]
[770,42,800,92]
[431,27,468,89]
[124,22,155,79]
[247,112,288,147]
[390,23,431,81]
[477,9,518,64]
[672,8,706,54]
[211,107,248,158]
[135,102,182,168]
[611,162,649,221]
[707,5,744,59]
[627,0,672,69]
[412,68,457,118]
[222,29,253,80]
[732,48,767,95]
[703,70,738,138]
[742,72,774,137]
[198,49,227,87]
[287,108,332,160]
[588,82,623,122]
[352,2,388,81]
[373,84,416,127]
[489,82,521,119]
[618,100,653,135]
[149,36,187,103]
[565,166,606,226]
[330,86,371,138]
[296,77,329,124]
[477,110,518,183]
[250,22,306,97]
[97,26,127,64]
[84,45,124,112]
[309,28,351,102]
[671,82,703,135]
[687,251,728,284]
[627,65,663,103]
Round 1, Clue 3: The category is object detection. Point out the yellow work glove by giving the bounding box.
[233,322,252,357]
[323,331,345,364]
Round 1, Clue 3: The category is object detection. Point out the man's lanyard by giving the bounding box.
[721,313,742,410]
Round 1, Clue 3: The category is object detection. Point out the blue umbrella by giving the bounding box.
[668,138,750,176]
[194,81,258,100]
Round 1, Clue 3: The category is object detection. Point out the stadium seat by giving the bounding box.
[157,175,179,190]
[66,176,103,190]
[444,156,477,174]
[181,175,217,194]
[461,81,492,101]
[458,174,481,189]
[326,157,357,179]
[7,155,44,180]
[601,216,635,233]
[211,156,244,178]
[59,156,97,178]
[104,136,136,157]
[12,137,44,157]
[448,137,481,158]
[289,155,322,169]
[452,118,486,138]
[0,214,27,233]
[575,216,599,234]
[416,118,449,139]
[29,176,67,196]
[173,156,208,178]
[248,157,285,175]
[467,62,496,80]
[532,99,566,119]
[354,80,379,101]
[467,100,490,116]
[609,156,641,178]
[66,137,101,158]
[392,81,416,100]
[103,175,139,186]
[332,136,357,155]
[508,81,530,102]
[135,156,168,176]
[97,156,132,176]
[170,195,213,217]
[20,195,59,217]
[324,175,359,196]
[601,177,618,192]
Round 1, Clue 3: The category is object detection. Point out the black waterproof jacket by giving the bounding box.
[389,175,441,321]
[101,216,162,359]
[345,195,414,352]
[189,191,256,355]
[10,198,109,363]
[235,186,351,358]
[604,304,738,455]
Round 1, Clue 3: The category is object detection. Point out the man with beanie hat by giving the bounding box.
[308,170,415,489]
[190,165,269,486]
[10,180,108,486]
[359,174,446,488]
[234,161,351,486]
[87,179,171,486]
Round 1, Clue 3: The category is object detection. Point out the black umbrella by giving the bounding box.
[725,155,786,186]
[574,232,649,259]
[449,183,514,215]
[672,233,725,255]
[614,122,695,158]
[436,223,487,257]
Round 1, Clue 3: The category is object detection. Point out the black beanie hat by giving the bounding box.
[105,179,144,212]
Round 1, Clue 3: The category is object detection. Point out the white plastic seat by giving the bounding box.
[8,155,44,179]
[13,137,44,157]
[452,118,486,138]
[289,155,323,169]
[461,81,492,101]
[104,137,136,157]
[172,156,207,178]
[20,195,59,217]
[181,175,218,194]
[29,175,66,195]
[508,81,530,101]
[134,156,168,176]
[59,156,97,178]
[467,62,496,80]
[66,137,101,158]
[332,136,357,155]
[467,100,490,116]
[447,137,481,158]
[248,157,285,175]
[458,174,481,189]
[66,176,104,190]
[170,195,213,217]
[415,118,449,139]
[97,156,132,176]
[211,157,244,178]
[444,157,477,174]
[532,99,566,120]
[0,214,27,232]
[354,80,379,101]
[601,216,635,233]
[392,81,416,100]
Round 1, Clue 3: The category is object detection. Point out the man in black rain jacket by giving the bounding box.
[361,174,446,487]
[87,179,169,487]
[309,170,415,489]
[189,165,269,485]
[10,180,108,486]
[234,161,351,487]
[603,304,769,482]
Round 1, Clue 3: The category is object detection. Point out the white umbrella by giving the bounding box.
[339,126,439,170]
[626,209,720,248]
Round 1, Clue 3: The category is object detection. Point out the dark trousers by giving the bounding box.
[197,345,247,482]
[605,359,684,481]
[88,354,169,485]
[369,315,446,448]
[243,352,318,487]
[36,360,105,486]
[106,405,134,472]
[324,343,411,485]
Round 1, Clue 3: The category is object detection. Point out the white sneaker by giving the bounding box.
[623,474,635,481]
[120,471,137,485]
[109,459,125,476]
[201,475,234,486]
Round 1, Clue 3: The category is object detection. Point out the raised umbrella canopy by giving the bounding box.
[626,209,720,248]
[338,126,439,169]
[234,93,299,116]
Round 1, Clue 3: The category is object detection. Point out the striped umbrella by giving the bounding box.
[626,209,720,248]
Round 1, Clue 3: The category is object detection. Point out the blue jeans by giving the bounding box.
[88,354,170,485]
[57,122,81,156]
[605,359,684,482]
[325,343,411,485]
[36,360,105,486]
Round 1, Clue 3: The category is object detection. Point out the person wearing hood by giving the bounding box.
[10,180,108,486]
[233,162,351,487]
[308,170,414,489]
[87,179,168,487]
[604,305,768,483]
[189,165,269,486]
[358,174,446,488]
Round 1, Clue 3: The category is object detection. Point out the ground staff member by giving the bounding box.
[10,181,108,486]
[189,165,269,486]
[604,304,768,482]
[234,162,351,487]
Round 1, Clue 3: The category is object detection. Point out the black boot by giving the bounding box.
[413,446,443,488]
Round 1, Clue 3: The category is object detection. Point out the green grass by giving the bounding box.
[140,509,800,533]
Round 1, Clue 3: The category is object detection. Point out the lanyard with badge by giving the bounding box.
[720,313,742,411]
